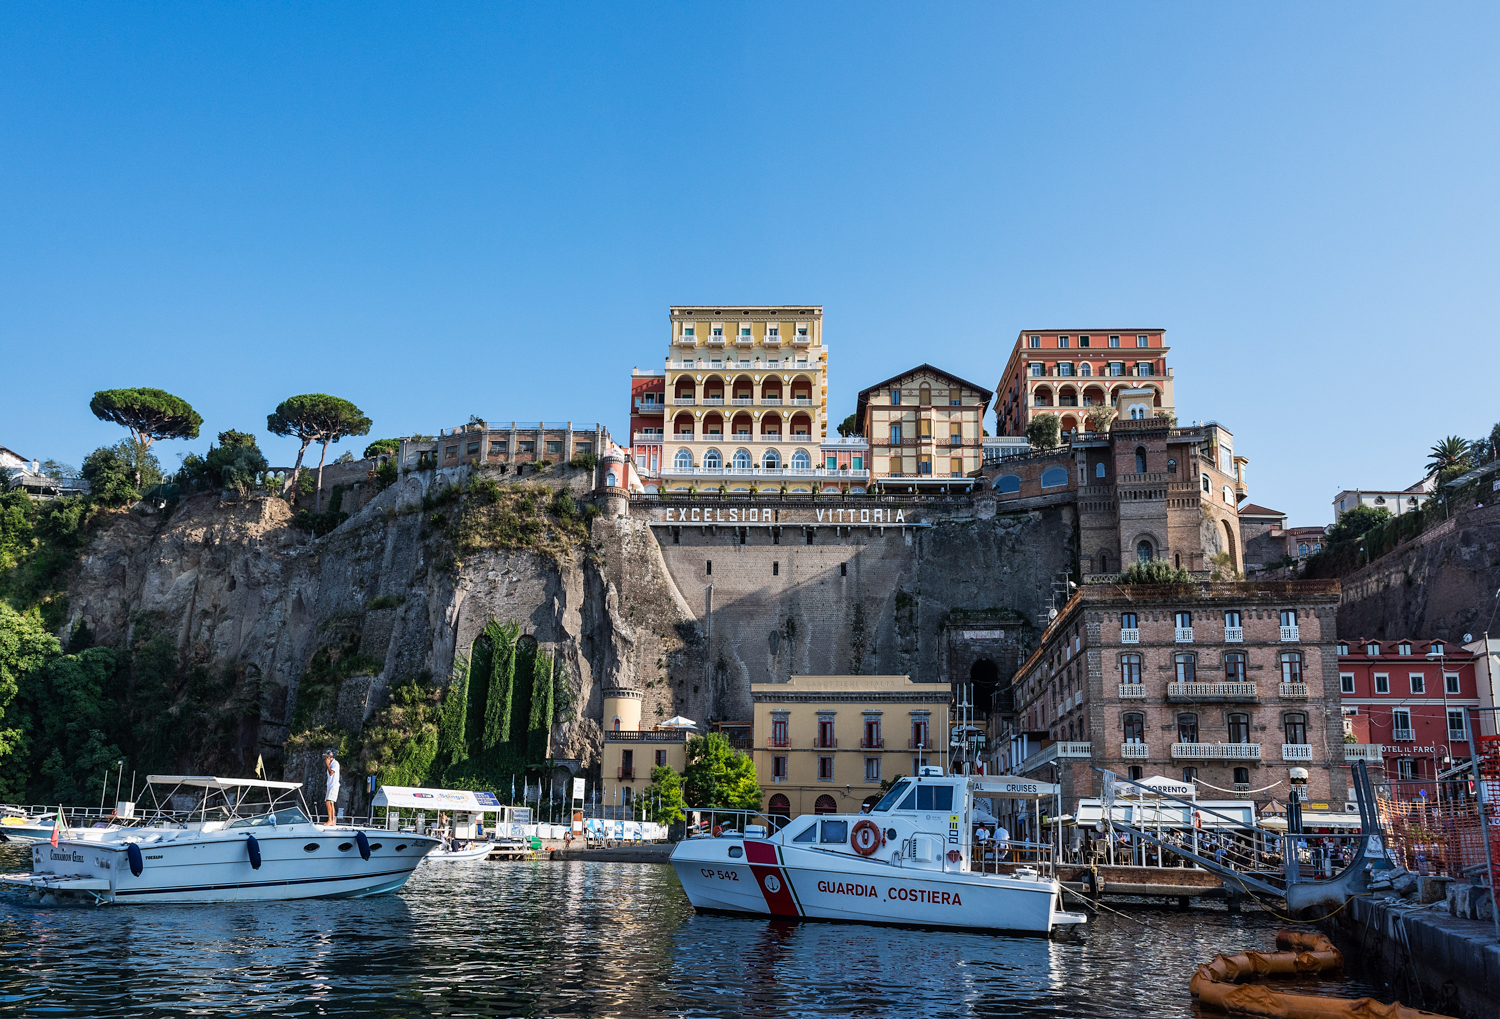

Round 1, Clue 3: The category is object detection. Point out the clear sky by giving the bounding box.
[3,4,1497,525]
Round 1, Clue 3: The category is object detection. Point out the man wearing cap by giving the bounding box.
[322,749,340,826]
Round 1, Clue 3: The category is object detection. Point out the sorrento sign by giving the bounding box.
[654,506,909,525]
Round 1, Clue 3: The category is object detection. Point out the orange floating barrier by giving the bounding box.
[1201,928,1344,983]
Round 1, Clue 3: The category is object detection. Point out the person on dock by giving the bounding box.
[322,749,340,826]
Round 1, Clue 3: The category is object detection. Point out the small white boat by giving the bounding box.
[0,775,439,904]
[424,839,495,862]
[670,769,1087,936]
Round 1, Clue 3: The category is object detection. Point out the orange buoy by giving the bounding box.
[1189,967,1455,1018]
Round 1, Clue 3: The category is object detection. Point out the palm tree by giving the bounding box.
[1427,436,1473,480]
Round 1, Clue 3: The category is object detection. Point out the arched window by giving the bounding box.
[814,795,837,815]
[1120,654,1142,685]
[1095,462,1106,478]
[1280,652,1303,684]
[1233,767,1250,785]
[1227,713,1250,743]
[703,449,722,469]
[762,449,781,469]
[606,471,618,488]
[1297,543,1309,557]
[1201,473,1210,492]
[613,717,622,732]
[1135,446,1147,474]
[769,793,791,818]
[1174,653,1196,683]
[1099,550,1110,573]
[919,384,932,406]
[1136,540,1153,563]
[1080,362,1092,376]
[994,474,1021,494]
[1284,712,1307,744]
[790,449,811,469]
[1167,458,1176,473]
[1177,713,1198,743]
[674,449,693,469]
[1129,405,1146,419]
[1224,652,1246,682]
[733,448,751,469]
[1123,712,1144,742]
[1040,466,1069,488]
[1174,552,1181,569]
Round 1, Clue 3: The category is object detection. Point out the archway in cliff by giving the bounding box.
[969,659,1000,716]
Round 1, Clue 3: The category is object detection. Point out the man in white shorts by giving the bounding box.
[323,749,340,825]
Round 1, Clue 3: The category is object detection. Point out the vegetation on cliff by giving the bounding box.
[422,474,598,566]
[88,387,202,487]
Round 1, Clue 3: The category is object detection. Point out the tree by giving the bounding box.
[1026,415,1060,450]
[1427,435,1474,485]
[82,442,163,506]
[1327,505,1391,545]
[683,732,762,810]
[363,438,401,459]
[267,395,372,512]
[0,604,56,760]
[641,764,686,824]
[178,430,269,492]
[89,388,202,487]
[837,412,861,438]
[36,460,78,480]
[1086,407,1115,433]
[1120,559,1194,585]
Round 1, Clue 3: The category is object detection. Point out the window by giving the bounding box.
[1040,466,1069,488]
[1095,462,1106,478]
[1374,673,1389,694]
[1446,673,1461,694]
[1058,363,1074,376]
[674,449,693,469]
[791,449,811,470]
[1284,713,1307,744]
[682,325,695,338]
[1224,652,1246,682]
[704,449,722,469]
[705,560,712,576]
[1398,642,1412,655]
[1137,540,1153,563]
[1201,474,1211,493]
[732,448,751,469]
[1398,759,1417,780]
[1079,334,1091,348]
[889,424,902,443]
[950,457,963,476]
[826,455,837,470]
[1135,447,1148,474]
[1280,610,1297,628]
[1080,363,1092,376]
[918,456,933,475]
[1029,335,1041,348]
[1110,361,1125,376]
[1233,767,1250,785]
[852,456,863,470]
[1108,335,1120,347]
[919,385,932,406]
[817,756,834,781]
[1393,709,1412,736]
[1030,363,1044,377]
[1337,643,1349,655]
[950,430,962,446]
[865,757,881,782]
[994,474,1021,494]
[1175,611,1192,629]
[1128,766,1143,780]
[546,440,562,455]
[1177,714,1198,743]
[1137,335,1149,347]
[445,445,459,458]
[762,449,781,469]
[1448,709,1468,741]
[1225,610,1242,629]
[820,819,847,842]
[1120,654,1142,684]
[1174,653,1196,683]
[1367,642,1381,656]
[918,418,932,438]
[1409,673,1425,695]
[1123,712,1144,742]
[1182,767,1198,782]
[1280,653,1303,684]
[655,748,667,767]
[1340,673,1355,694]
[773,561,779,576]
[490,440,507,454]
[1227,713,1250,743]
[466,441,481,456]
[1121,612,1138,629]
[1430,642,1444,655]
[792,822,817,842]
[817,718,835,748]
[1166,458,1176,473]
[890,389,902,405]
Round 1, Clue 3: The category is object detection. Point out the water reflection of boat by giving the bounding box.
[671,768,1086,936]
[0,775,439,904]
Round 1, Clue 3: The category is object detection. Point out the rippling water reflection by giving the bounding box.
[0,843,1385,1017]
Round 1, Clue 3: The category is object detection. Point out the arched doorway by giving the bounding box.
[769,793,790,819]
[969,658,999,715]
[814,795,837,815]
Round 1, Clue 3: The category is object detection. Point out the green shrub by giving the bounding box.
[366,595,404,611]
[569,451,598,472]
[1120,559,1194,585]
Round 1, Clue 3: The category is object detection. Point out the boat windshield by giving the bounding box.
[871,779,911,812]
[227,807,310,828]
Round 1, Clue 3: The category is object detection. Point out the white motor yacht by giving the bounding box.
[1,775,439,904]
[671,769,1087,936]
[423,839,496,862]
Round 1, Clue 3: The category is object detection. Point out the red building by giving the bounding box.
[1337,638,1479,791]
[630,368,665,479]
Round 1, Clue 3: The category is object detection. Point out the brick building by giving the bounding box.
[979,416,1248,578]
[398,420,609,473]
[992,581,1346,817]
[1336,637,1480,791]
[992,328,1175,438]
[854,364,992,494]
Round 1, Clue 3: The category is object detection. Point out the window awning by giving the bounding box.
[372,786,504,811]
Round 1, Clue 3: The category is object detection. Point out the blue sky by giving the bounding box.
[3,4,1497,524]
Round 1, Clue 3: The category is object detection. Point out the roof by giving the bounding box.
[371,786,504,811]
[1238,503,1285,518]
[854,364,995,426]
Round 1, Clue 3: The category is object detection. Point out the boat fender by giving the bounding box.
[246,834,262,870]
[355,830,371,861]
[126,841,144,877]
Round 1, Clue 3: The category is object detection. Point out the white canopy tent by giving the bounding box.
[1075,798,1257,830]
[372,785,509,839]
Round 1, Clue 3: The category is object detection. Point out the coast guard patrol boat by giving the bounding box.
[670,768,1086,935]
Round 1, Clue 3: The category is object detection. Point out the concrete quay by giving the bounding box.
[548,844,674,864]
[1331,894,1500,1019]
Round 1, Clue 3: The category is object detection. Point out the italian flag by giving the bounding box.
[50,806,64,847]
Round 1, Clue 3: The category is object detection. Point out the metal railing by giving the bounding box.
[1171,742,1262,760]
[860,737,884,749]
[1167,681,1257,700]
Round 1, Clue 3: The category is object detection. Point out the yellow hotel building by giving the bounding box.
[657,306,858,495]
[752,675,952,819]
[855,364,993,494]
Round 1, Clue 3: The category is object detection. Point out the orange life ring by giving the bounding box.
[713,825,722,837]
[850,819,883,856]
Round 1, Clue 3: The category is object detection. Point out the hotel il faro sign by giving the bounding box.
[655,506,908,524]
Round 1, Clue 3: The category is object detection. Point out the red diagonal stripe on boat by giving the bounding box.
[745,840,799,916]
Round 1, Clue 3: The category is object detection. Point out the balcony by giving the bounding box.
[1167,682,1258,701]
[860,737,885,749]
[764,333,782,346]
[1281,744,1313,761]
[1120,628,1140,644]
[731,397,754,406]
[1224,627,1244,643]
[633,399,664,415]
[672,396,696,406]
[603,730,688,743]
[1279,682,1309,699]
[767,736,791,748]
[706,334,726,346]
[1172,742,1262,760]
[1345,744,1383,762]
[813,737,838,749]
[657,465,872,480]
[632,432,665,444]
[617,767,636,780]
[701,397,725,406]
[792,334,811,345]
[909,737,934,750]
[1280,625,1300,642]
[1175,627,1194,643]
[1121,742,1149,759]
[1118,683,1147,699]
[791,397,814,406]
[1394,728,1415,742]
[736,335,754,346]
[761,397,782,405]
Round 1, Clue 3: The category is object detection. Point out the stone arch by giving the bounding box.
[969,658,999,714]
[814,795,837,815]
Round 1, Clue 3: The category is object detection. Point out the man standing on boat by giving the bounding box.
[323,749,340,826]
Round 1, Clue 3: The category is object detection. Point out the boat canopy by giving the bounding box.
[967,775,1060,798]
[372,786,504,812]
[146,775,302,791]
[1075,798,1256,829]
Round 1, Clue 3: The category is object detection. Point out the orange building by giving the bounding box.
[993,329,1175,438]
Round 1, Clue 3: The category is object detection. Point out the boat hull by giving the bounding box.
[671,838,1073,935]
[2,826,439,904]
